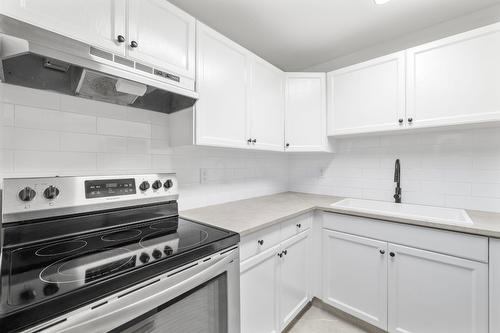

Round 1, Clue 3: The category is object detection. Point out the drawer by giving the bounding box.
[280,213,312,241]
[322,212,488,263]
[240,223,281,261]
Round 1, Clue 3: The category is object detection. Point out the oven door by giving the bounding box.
[30,248,240,333]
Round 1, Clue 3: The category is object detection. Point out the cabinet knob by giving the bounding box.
[278,252,283,258]
[257,239,264,246]
[296,223,301,228]
[252,139,257,144]
[283,250,288,256]
[117,35,125,43]
[398,118,404,124]
[379,249,385,255]
[390,252,395,257]
[247,138,252,144]
[285,143,290,148]
[130,40,138,48]
[407,117,413,123]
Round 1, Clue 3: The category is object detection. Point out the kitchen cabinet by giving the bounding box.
[127,0,195,79]
[388,243,488,333]
[195,22,249,149]
[0,0,126,55]
[0,0,195,79]
[240,214,311,332]
[406,22,500,129]
[240,246,280,333]
[490,238,500,333]
[285,73,328,152]
[327,52,406,136]
[247,57,285,151]
[278,232,309,329]
[322,230,388,330]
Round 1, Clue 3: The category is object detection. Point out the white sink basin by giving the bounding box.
[331,198,473,225]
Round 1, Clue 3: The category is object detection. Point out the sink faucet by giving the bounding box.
[394,159,401,203]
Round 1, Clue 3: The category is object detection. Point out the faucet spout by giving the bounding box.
[394,159,401,203]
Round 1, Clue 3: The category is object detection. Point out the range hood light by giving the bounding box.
[374,0,392,4]
[115,78,147,96]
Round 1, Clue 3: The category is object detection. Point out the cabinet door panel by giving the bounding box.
[407,22,500,129]
[195,22,248,149]
[127,0,195,78]
[388,244,488,333]
[0,0,126,54]
[240,246,279,333]
[328,52,405,136]
[322,230,388,330]
[285,73,327,152]
[279,232,309,329]
[248,58,284,151]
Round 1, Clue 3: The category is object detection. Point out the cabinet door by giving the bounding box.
[195,22,249,149]
[0,0,126,55]
[490,239,500,333]
[328,52,406,136]
[322,230,388,330]
[388,244,488,333]
[278,232,309,329]
[240,246,279,333]
[248,57,285,151]
[285,73,327,152]
[406,22,500,129]
[127,0,195,78]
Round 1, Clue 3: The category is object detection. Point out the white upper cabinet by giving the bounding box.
[247,57,285,151]
[0,0,127,55]
[285,73,328,152]
[388,244,488,333]
[195,22,249,149]
[323,230,388,330]
[127,0,195,78]
[406,22,500,129]
[327,52,406,136]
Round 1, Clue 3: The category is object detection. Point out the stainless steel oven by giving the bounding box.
[0,174,240,333]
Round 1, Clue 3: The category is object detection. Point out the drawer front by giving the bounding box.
[240,223,281,261]
[322,212,488,263]
[281,213,312,241]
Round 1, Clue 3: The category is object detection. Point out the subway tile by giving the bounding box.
[97,118,151,138]
[2,103,14,126]
[151,155,174,172]
[1,83,60,110]
[0,149,14,173]
[472,183,500,198]
[14,105,96,133]
[97,153,151,170]
[99,136,127,153]
[127,138,151,153]
[446,195,500,213]
[59,112,97,133]
[61,133,101,152]
[12,128,60,151]
[14,151,96,172]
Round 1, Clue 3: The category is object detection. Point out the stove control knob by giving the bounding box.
[139,252,150,264]
[19,187,36,202]
[20,288,37,302]
[139,181,150,192]
[43,282,59,296]
[152,180,162,190]
[163,179,173,189]
[43,186,60,200]
[163,245,174,256]
[152,249,162,259]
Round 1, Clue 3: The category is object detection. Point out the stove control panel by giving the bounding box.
[1,174,179,223]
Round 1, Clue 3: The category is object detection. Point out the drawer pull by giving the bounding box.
[390,252,396,257]
[257,240,264,246]
[278,252,283,258]
[296,223,302,228]
[283,250,288,256]
[379,249,385,255]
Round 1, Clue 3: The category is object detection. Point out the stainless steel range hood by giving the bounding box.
[0,16,198,114]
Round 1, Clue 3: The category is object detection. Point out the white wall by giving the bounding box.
[289,129,500,213]
[0,83,288,210]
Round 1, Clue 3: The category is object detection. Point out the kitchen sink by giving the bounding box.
[331,198,473,225]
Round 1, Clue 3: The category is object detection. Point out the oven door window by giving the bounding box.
[110,273,228,333]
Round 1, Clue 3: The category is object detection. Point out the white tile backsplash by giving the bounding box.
[0,83,288,210]
[289,128,500,213]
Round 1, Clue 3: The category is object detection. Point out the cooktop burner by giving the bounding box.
[35,240,88,257]
[101,229,142,242]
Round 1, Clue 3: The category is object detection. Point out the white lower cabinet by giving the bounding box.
[240,246,280,333]
[240,222,310,333]
[322,230,388,330]
[388,244,488,333]
[278,232,309,329]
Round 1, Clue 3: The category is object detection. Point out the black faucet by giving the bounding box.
[394,159,401,203]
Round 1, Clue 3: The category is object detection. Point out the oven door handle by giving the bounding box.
[47,249,238,333]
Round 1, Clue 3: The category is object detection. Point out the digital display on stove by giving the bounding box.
[85,179,136,199]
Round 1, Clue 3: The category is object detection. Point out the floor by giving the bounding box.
[288,305,371,333]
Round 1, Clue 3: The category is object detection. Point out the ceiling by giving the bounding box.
[169,0,500,71]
